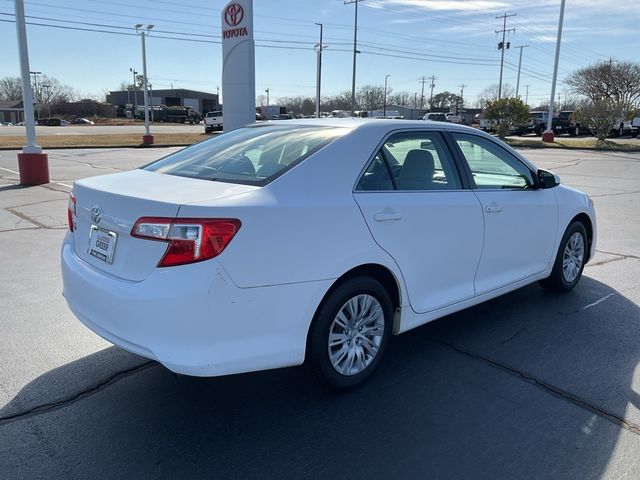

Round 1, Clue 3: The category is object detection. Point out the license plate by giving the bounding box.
[88,226,117,264]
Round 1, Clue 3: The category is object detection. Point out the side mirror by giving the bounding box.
[537,169,560,189]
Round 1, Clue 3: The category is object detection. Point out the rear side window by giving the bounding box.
[356,131,462,191]
[144,125,348,186]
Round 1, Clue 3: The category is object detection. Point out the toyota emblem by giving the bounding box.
[224,3,244,27]
[90,205,103,224]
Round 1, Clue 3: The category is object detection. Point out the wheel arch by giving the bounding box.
[569,212,594,262]
[305,263,403,351]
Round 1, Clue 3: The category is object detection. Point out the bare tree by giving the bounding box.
[0,76,23,101]
[566,61,640,114]
[477,83,516,106]
[573,99,622,143]
[388,90,413,107]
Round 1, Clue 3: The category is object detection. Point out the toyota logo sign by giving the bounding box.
[224,3,244,27]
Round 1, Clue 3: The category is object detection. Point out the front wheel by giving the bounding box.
[540,222,588,292]
[307,276,393,388]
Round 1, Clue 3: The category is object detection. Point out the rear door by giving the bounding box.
[354,130,484,314]
[449,132,558,295]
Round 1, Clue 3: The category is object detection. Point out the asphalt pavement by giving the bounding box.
[0,146,639,479]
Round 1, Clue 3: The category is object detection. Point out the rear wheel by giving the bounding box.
[540,222,588,292]
[307,276,393,388]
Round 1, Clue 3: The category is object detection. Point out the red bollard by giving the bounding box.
[17,152,50,185]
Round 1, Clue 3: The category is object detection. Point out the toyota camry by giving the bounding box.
[61,119,596,387]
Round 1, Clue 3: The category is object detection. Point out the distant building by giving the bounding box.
[0,100,25,124]
[107,88,220,117]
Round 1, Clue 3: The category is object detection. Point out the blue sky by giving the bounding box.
[1,0,638,108]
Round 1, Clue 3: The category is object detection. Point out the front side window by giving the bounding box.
[356,131,462,191]
[451,133,534,189]
[145,125,349,186]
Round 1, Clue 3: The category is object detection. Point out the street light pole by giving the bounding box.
[14,0,48,185]
[383,74,390,117]
[314,22,323,118]
[543,0,566,143]
[135,24,154,144]
[265,88,269,108]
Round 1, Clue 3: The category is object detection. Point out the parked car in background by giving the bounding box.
[423,112,448,122]
[445,113,463,124]
[204,110,223,133]
[632,116,640,137]
[528,111,550,136]
[62,118,596,388]
[38,118,69,126]
[552,111,590,136]
[71,118,95,125]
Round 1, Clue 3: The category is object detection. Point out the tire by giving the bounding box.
[571,125,580,137]
[536,124,545,136]
[539,222,588,293]
[307,276,393,388]
[619,125,624,137]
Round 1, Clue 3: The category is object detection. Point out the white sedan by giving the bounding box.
[61,119,596,388]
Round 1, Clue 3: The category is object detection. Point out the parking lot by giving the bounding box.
[0,146,639,478]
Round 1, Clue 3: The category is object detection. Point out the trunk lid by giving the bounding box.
[72,169,257,281]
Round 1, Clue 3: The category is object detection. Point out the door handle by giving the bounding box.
[374,211,403,222]
[485,203,503,213]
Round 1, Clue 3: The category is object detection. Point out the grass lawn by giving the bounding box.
[0,133,205,149]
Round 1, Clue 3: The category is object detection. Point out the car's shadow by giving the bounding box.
[1,276,638,479]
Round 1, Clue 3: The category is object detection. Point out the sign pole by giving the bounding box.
[14,0,49,185]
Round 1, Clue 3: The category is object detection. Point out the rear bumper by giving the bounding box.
[61,233,332,376]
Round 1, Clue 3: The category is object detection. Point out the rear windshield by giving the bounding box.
[144,125,348,186]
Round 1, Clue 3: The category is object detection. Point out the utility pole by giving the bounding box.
[515,44,529,99]
[458,84,467,114]
[495,12,516,99]
[29,71,41,119]
[130,67,138,118]
[314,23,323,118]
[419,76,426,110]
[428,75,436,110]
[543,0,565,142]
[525,84,530,105]
[345,0,359,116]
[383,74,390,116]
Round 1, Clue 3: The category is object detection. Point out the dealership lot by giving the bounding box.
[1,146,639,478]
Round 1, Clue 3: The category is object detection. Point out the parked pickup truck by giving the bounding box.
[632,116,640,137]
[204,111,223,133]
[552,111,590,136]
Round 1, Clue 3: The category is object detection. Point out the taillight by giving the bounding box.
[131,217,241,267]
[67,192,76,231]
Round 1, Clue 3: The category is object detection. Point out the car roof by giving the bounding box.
[247,117,477,135]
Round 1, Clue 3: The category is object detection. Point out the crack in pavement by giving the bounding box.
[5,207,49,228]
[591,190,640,198]
[596,249,640,261]
[428,338,640,436]
[0,361,156,427]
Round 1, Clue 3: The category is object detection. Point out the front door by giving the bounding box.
[449,132,558,295]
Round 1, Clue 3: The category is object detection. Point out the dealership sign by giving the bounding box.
[223,3,248,38]
[221,0,255,132]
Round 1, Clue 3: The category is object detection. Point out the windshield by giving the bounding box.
[144,125,349,186]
